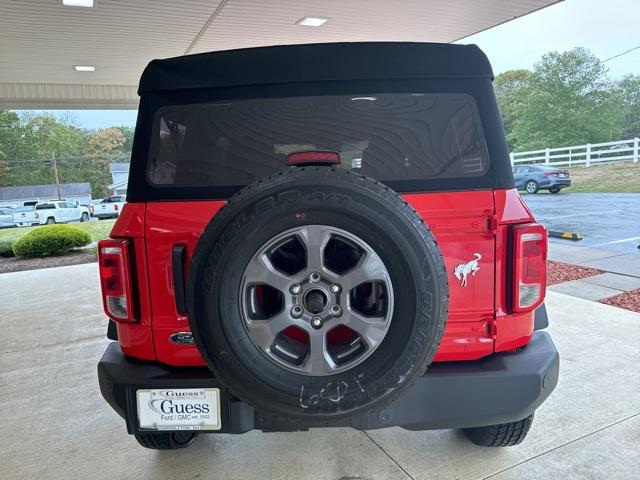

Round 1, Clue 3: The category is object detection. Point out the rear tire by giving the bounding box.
[46,217,55,225]
[81,212,89,222]
[463,414,534,447]
[134,432,199,450]
[525,180,539,194]
[549,187,561,194]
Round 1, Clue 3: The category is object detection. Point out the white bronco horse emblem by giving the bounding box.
[453,253,481,287]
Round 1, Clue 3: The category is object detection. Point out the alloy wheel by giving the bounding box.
[240,225,394,376]
[525,181,538,194]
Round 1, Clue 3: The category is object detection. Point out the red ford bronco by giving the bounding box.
[97,42,559,450]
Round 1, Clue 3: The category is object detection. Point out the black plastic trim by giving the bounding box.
[534,303,549,330]
[172,245,188,314]
[107,320,118,341]
[98,332,559,434]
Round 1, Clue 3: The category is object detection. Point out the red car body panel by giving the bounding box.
[109,188,537,366]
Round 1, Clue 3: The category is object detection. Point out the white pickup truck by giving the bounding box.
[35,201,90,224]
[93,195,126,219]
[12,206,40,226]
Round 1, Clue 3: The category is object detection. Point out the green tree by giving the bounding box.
[0,110,25,161]
[0,110,25,181]
[113,125,134,154]
[494,70,534,150]
[615,74,640,139]
[505,48,625,151]
[82,128,126,197]
[1,112,87,188]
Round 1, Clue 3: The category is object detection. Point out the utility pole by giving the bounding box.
[52,153,62,200]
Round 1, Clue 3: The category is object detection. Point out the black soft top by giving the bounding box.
[138,42,493,94]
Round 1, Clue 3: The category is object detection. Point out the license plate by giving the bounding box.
[136,388,221,431]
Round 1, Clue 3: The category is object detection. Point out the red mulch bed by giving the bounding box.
[601,289,640,313]
[546,260,602,286]
[0,250,96,274]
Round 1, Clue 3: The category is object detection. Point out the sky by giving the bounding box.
[24,0,640,129]
[457,0,640,79]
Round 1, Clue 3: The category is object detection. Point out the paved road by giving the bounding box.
[523,193,640,255]
[1,263,639,480]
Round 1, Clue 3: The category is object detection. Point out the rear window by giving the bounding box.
[148,93,489,188]
[36,203,55,210]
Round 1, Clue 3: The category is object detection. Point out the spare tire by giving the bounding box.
[187,167,448,422]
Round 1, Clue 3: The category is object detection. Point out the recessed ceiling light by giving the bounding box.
[62,0,95,7]
[296,17,328,27]
[74,65,96,72]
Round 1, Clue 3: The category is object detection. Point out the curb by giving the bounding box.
[549,231,583,241]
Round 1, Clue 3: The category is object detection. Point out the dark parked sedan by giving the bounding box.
[513,165,571,194]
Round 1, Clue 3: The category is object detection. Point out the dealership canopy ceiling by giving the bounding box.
[0,0,560,109]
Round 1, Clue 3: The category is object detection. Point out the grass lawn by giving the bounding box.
[0,219,116,244]
[517,161,640,194]
[564,161,640,193]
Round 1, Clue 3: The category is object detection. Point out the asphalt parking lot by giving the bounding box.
[1,263,639,480]
[523,193,640,254]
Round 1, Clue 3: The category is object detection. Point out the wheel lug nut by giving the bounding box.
[290,284,302,295]
[311,316,323,329]
[330,305,342,317]
[309,272,321,283]
[329,284,341,294]
[291,305,303,318]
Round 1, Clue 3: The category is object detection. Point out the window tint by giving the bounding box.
[148,93,490,188]
[36,203,55,210]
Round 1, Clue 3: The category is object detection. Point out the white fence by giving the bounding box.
[510,137,639,167]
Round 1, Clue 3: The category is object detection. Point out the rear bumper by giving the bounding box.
[98,331,559,434]
[543,178,571,188]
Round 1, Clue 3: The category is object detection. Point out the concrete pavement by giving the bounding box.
[1,263,639,480]
[548,243,640,301]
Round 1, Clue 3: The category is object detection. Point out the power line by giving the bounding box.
[603,46,640,63]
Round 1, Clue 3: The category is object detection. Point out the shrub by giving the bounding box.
[12,225,92,258]
[0,240,14,257]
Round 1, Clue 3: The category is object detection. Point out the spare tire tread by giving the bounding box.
[188,167,448,424]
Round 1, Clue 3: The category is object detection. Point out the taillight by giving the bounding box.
[544,171,558,176]
[511,224,547,312]
[114,204,119,211]
[98,238,135,322]
[34,213,39,220]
